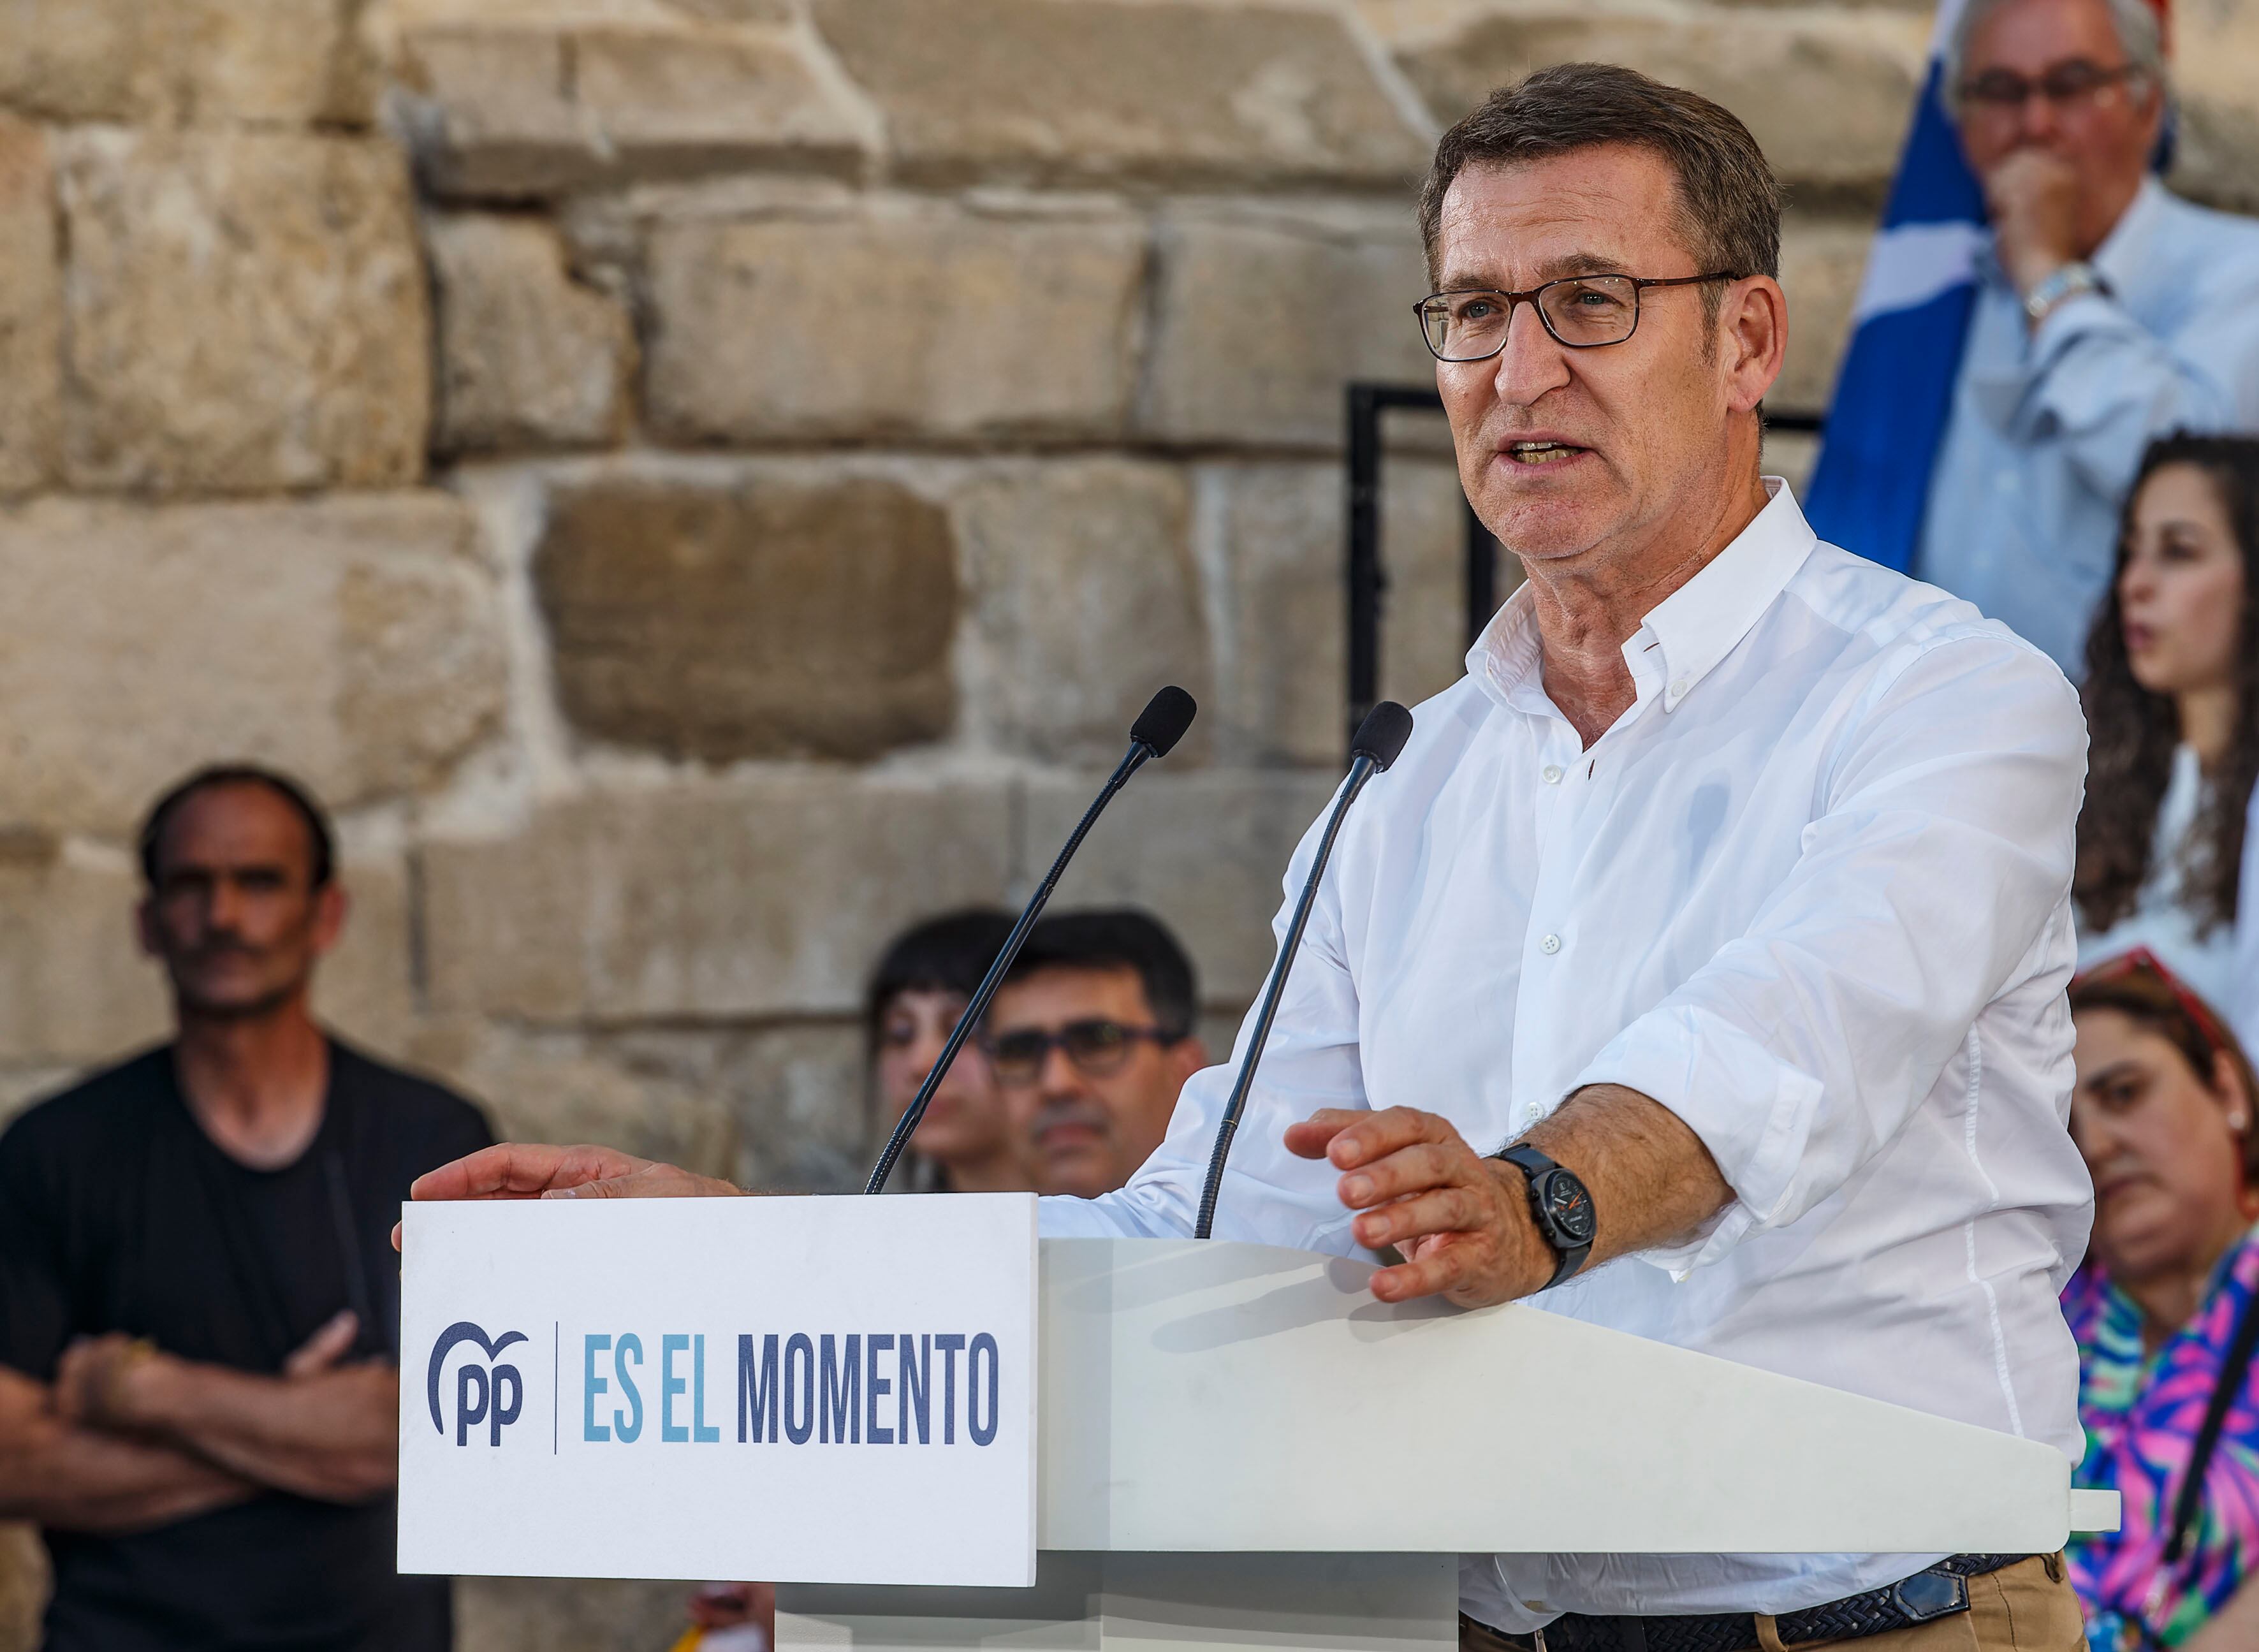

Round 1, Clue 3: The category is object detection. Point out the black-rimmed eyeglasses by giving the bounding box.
[983,1019,1179,1085]
[1415,272,1739,362]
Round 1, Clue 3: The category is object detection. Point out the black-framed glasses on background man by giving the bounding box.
[1415,272,1739,362]
[1957,59,2145,114]
[984,1019,1178,1085]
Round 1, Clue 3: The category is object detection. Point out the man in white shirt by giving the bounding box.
[1913,0,2259,675]
[410,62,2093,1652]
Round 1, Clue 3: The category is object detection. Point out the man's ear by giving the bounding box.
[311,881,350,958]
[1168,1034,1210,1085]
[133,896,159,960]
[1722,274,1788,413]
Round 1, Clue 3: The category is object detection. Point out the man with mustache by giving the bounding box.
[0,766,492,1651]
[981,910,1207,1199]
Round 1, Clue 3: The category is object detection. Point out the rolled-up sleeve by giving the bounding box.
[1039,787,1376,1257]
[2015,288,2258,503]
[1571,627,2087,1271]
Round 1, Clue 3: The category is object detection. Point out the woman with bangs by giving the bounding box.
[2066,950,2259,1648]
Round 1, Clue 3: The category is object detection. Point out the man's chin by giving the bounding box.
[1037,1145,1118,1201]
[172,981,303,1023]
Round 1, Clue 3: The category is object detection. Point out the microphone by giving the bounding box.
[1194,701,1412,1239]
[865,685,1199,1195]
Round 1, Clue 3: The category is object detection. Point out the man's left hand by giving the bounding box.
[1284,1107,1551,1307]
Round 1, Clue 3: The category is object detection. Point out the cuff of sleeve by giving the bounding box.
[1568,1004,1823,1275]
[2029,288,2120,360]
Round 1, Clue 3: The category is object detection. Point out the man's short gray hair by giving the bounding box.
[1944,0,2167,114]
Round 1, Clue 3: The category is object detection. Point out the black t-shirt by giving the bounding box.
[0,1039,493,1652]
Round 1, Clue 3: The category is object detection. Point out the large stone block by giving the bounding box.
[315,854,420,1058]
[2172,0,2259,216]
[0,113,59,497]
[1020,771,1343,1005]
[1140,206,1436,449]
[166,0,380,127]
[57,130,429,494]
[534,472,959,762]
[0,0,372,126]
[645,206,1145,444]
[953,461,1213,766]
[0,494,506,837]
[1393,6,1927,200]
[419,778,1014,1022]
[1774,214,1875,416]
[1195,456,1480,768]
[391,21,867,200]
[596,1021,868,1192]
[0,842,166,1069]
[812,0,1428,191]
[428,213,635,453]
[407,1024,738,1178]
[456,1578,692,1652]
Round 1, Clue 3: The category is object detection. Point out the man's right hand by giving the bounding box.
[392,1144,744,1250]
[1983,147,2083,296]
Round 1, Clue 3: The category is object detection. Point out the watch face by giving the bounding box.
[1542,1173,1597,1245]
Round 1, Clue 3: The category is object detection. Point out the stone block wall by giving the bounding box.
[0,1,2252,1646]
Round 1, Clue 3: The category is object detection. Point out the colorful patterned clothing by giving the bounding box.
[2065,1225,2259,1647]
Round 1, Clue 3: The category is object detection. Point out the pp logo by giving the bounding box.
[428,1321,529,1447]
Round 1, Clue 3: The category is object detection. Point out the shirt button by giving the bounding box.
[1540,933,1561,955]
[1669,678,1689,698]
[1542,764,1563,785]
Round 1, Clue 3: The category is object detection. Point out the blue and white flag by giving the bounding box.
[1802,0,1985,573]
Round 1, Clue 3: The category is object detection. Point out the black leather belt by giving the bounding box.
[1466,1554,2029,1652]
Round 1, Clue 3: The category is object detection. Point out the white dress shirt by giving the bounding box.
[1041,481,2095,1630]
[1913,179,2259,675]
[2077,743,2239,1011]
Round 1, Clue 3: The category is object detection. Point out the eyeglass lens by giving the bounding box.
[1420,275,1641,361]
[1961,60,2129,109]
[990,1020,1142,1081]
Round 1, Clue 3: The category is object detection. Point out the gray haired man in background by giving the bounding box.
[1913,0,2259,673]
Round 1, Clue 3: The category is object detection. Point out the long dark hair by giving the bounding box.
[2075,434,2259,937]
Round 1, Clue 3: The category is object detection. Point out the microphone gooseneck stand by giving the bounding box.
[864,685,1199,1197]
[1194,701,1413,1239]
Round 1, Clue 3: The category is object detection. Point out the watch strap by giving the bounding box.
[1492,1143,1593,1289]
[2024,260,2107,327]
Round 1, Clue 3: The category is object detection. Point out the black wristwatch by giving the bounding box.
[1492,1143,1595,1289]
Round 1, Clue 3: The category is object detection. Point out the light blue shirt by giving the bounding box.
[1913,179,2259,674]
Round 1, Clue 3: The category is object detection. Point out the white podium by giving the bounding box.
[777,1237,2116,1650]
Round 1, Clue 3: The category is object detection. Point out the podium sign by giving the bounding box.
[397,1194,1038,1586]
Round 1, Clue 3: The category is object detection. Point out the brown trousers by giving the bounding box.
[1461,1555,2088,1652]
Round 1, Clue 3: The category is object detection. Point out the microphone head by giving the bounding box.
[1350,701,1414,771]
[1131,685,1199,757]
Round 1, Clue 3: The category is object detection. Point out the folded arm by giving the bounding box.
[0,1363,251,1533]
[56,1314,396,1505]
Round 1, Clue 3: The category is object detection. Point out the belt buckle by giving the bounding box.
[1889,1570,1969,1625]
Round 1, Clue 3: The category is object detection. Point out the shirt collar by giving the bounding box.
[2090,174,2165,296]
[1468,478,1819,719]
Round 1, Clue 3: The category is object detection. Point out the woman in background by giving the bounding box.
[865,907,1025,1194]
[2077,435,2259,1009]
[2065,949,2259,1649]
